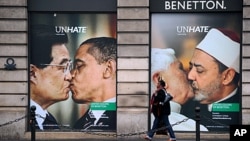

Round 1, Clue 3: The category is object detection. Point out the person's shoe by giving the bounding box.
[144,135,152,141]
[168,139,176,141]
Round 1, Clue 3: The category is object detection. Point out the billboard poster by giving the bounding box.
[150,12,242,132]
[29,13,117,132]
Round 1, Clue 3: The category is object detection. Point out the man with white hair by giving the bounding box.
[188,28,241,131]
[150,48,208,131]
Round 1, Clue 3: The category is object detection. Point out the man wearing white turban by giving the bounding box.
[187,28,241,131]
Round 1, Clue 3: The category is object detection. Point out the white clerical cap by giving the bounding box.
[196,28,240,73]
[151,48,176,74]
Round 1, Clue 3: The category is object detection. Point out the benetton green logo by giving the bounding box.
[90,102,116,111]
[212,103,240,112]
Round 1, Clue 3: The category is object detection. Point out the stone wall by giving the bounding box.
[117,0,149,135]
[0,0,249,139]
[242,0,250,124]
[0,0,28,139]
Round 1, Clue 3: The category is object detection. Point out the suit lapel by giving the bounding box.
[42,112,59,129]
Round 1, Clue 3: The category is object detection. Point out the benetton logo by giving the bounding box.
[165,0,226,10]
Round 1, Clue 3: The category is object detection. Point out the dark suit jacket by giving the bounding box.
[74,109,116,131]
[152,88,172,117]
[33,112,59,130]
[181,88,241,132]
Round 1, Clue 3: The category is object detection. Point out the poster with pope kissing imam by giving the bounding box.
[150,0,242,132]
[150,12,242,132]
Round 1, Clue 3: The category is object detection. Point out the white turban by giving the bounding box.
[196,28,240,73]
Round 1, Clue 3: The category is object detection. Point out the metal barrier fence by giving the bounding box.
[0,106,228,141]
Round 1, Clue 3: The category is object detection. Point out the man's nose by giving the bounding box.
[70,69,76,78]
[188,68,195,81]
[65,71,72,81]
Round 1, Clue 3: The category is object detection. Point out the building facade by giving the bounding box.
[0,0,249,140]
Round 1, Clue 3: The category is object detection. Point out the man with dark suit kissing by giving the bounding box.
[70,37,117,131]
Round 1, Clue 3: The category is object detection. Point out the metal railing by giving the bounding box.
[0,106,229,141]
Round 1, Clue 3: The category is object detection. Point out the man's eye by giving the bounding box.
[179,64,184,71]
[189,65,193,71]
[196,69,204,74]
[58,65,66,70]
[58,66,66,72]
[75,64,83,70]
[76,65,82,69]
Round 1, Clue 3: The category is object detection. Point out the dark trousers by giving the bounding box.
[147,115,176,139]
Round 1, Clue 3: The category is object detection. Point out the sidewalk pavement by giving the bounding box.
[1,132,230,141]
[3,134,229,141]
[3,138,229,141]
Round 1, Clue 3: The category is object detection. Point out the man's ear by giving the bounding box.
[103,60,116,79]
[222,68,236,85]
[152,72,160,86]
[30,64,38,84]
[152,72,168,89]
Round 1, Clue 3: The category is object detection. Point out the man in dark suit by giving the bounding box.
[70,37,116,131]
[186,28,241,131]
[30,25,72,130]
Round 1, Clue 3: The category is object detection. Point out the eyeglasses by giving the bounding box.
[40,61,73,75]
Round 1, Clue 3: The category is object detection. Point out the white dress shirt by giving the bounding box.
[30,99,48,130]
